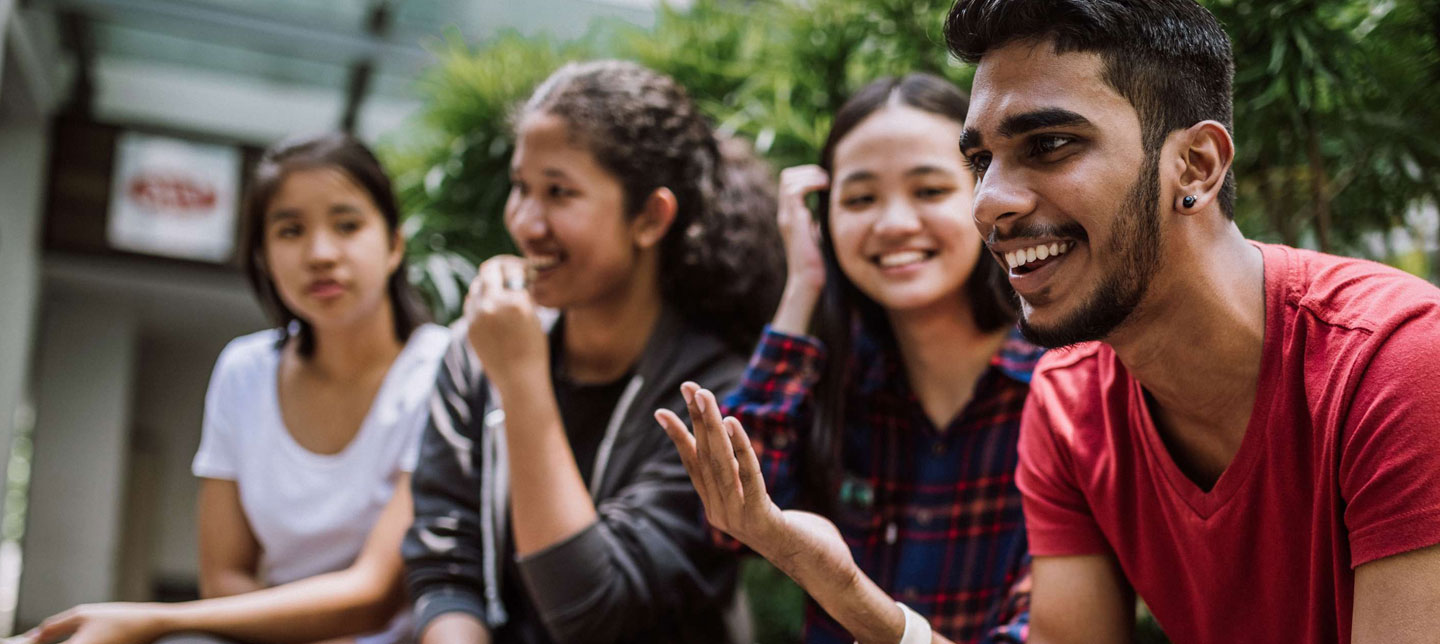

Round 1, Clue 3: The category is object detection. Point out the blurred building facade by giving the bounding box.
[0,0,675,634]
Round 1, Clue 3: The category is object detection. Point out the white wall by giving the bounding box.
[0,3,62,633]
[128,331,251,588]
[16,294,138,628]
[34,254,267,605]
[0,46,49,528]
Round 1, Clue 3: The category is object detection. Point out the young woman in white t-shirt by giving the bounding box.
[22,133,448,644]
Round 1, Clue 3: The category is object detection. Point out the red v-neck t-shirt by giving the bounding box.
[1017,242,1440,644]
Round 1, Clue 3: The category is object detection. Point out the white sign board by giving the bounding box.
[106,132,242,263]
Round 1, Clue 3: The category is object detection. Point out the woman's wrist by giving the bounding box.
[771,280,822,335]
[144,601,187,635]
[487,359,550,398]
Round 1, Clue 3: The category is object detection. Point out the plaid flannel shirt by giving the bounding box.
[722,325,1042,644]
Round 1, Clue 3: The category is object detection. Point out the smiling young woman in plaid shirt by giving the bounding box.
[667,74,1040,644]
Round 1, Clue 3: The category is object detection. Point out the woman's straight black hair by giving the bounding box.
[241,132,431,357]
[803,74,1017,515]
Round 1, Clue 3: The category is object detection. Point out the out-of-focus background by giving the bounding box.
[0,0,1434,641]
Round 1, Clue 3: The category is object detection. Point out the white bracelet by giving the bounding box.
[896,601,931,644]
[854,602,932,644]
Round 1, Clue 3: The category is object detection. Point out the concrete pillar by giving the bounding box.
[16,295,138,629]
[0,1,61,633]
[0,0,49,529]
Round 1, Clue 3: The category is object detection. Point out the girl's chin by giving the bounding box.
[863,283,967,315]
[526,282,567,309]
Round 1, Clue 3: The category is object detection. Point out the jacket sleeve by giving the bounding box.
[719,325,828,509]
[402,338,491,633]
[515,375,742,643]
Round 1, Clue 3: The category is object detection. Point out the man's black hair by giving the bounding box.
[946,0,1237,217]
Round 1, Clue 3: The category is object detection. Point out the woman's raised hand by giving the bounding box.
[464,255,548,389]
[771,165,830,335]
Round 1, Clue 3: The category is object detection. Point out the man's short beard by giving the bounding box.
[1019,154,1163,349]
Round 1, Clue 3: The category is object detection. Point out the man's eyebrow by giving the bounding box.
[997,108,1092,138]
[960,108,1094,154]
[959,128,983,154]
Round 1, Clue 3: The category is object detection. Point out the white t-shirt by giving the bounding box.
[192,323,450,642]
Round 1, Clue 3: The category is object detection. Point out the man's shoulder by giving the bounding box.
[1023,343,1131,474]
[1032,341,1112,388]
[1028,342,1127,428]
[1268,243,1440,336]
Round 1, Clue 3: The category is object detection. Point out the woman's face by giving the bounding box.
[505,111,652,310]
[261,166,402,332]
[827,104,981,314]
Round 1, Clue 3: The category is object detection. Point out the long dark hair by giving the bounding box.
[802,74,1018,514]
[241,132,431,357]
[519,60,784,352]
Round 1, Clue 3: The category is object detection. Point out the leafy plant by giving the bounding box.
[1211,0,1440,266]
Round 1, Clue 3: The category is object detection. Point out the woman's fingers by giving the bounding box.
[777,166,829,228]
[779,165,830,202]
[473,257,507,309]
[499,259,527,293]
[33,610,81,644]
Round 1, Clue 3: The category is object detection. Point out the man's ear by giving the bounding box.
[1170,120,1234,214]
[632,187,679,249]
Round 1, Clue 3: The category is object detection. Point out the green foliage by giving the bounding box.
[741,557,806,643]
[1206,0,1440,267]
[621,0,972,168]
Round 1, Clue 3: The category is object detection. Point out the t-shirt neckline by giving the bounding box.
[266,327,434,467]
[1129,242,1287,519]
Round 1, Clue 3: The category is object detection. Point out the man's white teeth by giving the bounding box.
[1006,242,1073,270]
[529,255,562,270]
[878,250,928,268]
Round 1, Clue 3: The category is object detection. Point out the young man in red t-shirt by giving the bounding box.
[656,2,1439,643]
[946,1,1440,643]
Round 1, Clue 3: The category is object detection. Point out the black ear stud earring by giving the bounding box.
[1182,195,1197,209]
